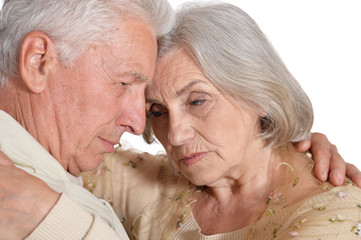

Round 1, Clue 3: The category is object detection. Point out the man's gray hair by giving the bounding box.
[144,3,313,149]
[0,0,174,86]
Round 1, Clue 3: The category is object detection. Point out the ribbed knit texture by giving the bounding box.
[27,194,93,240]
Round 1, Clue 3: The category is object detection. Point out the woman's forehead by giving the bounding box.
[154,48,205,85]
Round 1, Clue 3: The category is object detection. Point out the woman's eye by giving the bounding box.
[190,99,205,106]
[146,111,164,117]
[146,104,167,118]
[152,111,163,117]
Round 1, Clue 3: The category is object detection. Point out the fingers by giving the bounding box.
[312,149,331,183]
[309,132,346,185]
[293,137,311,153]
[327,144,346,186]
[0,151,14,166]
[309,133,332,182]
[346,163,361,187]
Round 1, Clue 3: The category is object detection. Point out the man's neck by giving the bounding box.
[0,79,66,171]
[1,80,39,138]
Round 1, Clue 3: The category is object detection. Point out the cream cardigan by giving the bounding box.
[87,148,361,240]
[0,110,128,239]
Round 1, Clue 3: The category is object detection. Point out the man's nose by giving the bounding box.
[115,90,146,135]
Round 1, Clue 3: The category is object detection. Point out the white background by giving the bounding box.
[1,1,359,167]
[123,0,361,168]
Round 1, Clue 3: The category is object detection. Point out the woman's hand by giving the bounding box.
[294,132,361,187]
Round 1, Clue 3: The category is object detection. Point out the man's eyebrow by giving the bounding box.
[176,80,204,97]
[125,71,148,81]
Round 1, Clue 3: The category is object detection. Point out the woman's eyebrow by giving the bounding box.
[145,98,160,104]
[176,80,204,97]
[146,80,206,103]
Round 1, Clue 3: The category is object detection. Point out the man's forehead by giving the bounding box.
[102,59,149,82]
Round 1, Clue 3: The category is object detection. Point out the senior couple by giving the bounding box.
[0,0,360,239]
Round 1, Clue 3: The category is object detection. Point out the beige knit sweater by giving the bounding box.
[84,148,361,240]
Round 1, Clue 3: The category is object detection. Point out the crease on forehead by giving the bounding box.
[149,48,196,85]
[175,80,204,97]
[145,79,208,105]
[146,49,211,103]
[99,19,156,83]
[101,50,149,82]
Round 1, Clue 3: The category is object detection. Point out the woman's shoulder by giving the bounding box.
[83,147,185,237]
[96,147,176,198]
[106,146,169,168]
[101,147,174,183]
[296,184,361,211]
[104,148,191,239]
[83,147,171,192]
[277,184,361,239]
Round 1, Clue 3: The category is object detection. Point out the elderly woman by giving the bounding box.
[85,3,361,239]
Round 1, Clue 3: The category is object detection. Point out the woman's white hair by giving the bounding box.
[144,2,313,149]
[0,0,174,86]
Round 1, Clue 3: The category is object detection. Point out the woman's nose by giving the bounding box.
[168,113,195,146]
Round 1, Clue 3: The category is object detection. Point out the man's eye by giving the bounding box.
[190,99,205,106]
[120,82,127,86]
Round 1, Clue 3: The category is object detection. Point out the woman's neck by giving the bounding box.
[203,143,282,201]
[192,145,320,235]
[191,146,281,234]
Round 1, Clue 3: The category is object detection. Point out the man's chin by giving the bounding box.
[85,154,105,172]
[68,154,104,176]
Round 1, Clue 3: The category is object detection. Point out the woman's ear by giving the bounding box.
[19,31,57,93]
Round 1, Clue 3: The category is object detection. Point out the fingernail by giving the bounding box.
[335,172,343,185]
[322,170,328,181]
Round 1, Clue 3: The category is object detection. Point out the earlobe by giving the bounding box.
[19,31,56,93]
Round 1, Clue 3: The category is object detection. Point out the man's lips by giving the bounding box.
[99,137,117,153]
[179,152,207,166]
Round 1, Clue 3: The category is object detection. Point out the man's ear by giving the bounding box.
[19,31,57,93]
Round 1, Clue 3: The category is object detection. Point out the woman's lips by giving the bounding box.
[180,152,207,166]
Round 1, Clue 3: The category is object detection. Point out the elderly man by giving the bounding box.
[0,0,173,239]
[0,0,360,240]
